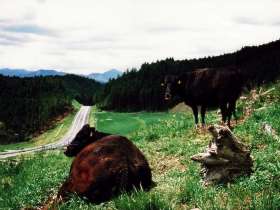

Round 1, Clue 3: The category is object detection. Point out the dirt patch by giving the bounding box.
[149,152,186,175]
[256,144,268,150]
[170,102,192,113]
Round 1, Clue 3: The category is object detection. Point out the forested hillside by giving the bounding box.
[101,39,280,111]
[0,75,103,144]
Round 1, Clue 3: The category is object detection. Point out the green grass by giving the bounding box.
[92,111,185,137]
[1,83,280,209]
[0,151,71,210]
[0,100,81,152]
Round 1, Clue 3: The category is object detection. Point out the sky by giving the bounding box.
[0,0,279,74]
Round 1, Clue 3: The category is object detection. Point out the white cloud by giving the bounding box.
[0,0,279,73]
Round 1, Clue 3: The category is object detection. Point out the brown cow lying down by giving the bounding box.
[59,124,153,204]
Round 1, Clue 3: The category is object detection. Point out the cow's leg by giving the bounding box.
[201,105,207,128]
[227,101,235,128]
[191,105,199,128]
[220,103,227,124]
[232,100,238,124]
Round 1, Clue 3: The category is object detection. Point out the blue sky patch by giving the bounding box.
[3,24,52,36]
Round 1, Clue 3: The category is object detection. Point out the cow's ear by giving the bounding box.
[177,80,182,85]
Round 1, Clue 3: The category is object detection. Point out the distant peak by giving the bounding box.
[87,69,123,83]
[106,69,122,73]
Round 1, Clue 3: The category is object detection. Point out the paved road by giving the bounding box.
[0,106,91,159]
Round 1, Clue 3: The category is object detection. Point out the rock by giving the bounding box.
[191,125,253,185]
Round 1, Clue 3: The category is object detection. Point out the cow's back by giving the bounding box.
[183,67,243,106]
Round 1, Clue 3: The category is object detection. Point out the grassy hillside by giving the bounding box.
[0,82,279,209]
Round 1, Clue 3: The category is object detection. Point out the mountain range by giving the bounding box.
[0,68,122,83]
[87,69,122,83]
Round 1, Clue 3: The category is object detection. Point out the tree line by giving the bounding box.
[0,74,102,144]
[99,39,280,111]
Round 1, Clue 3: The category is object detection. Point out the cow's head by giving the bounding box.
[64,124,95,157]
[161,75,183,100]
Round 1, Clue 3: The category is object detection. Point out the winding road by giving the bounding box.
[0,106,91,159]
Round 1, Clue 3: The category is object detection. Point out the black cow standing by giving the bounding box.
[162,67,244,127]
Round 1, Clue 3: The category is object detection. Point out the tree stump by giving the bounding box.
[191,125,253,185]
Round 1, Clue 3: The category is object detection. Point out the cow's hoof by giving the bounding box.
[201,124,207,131]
